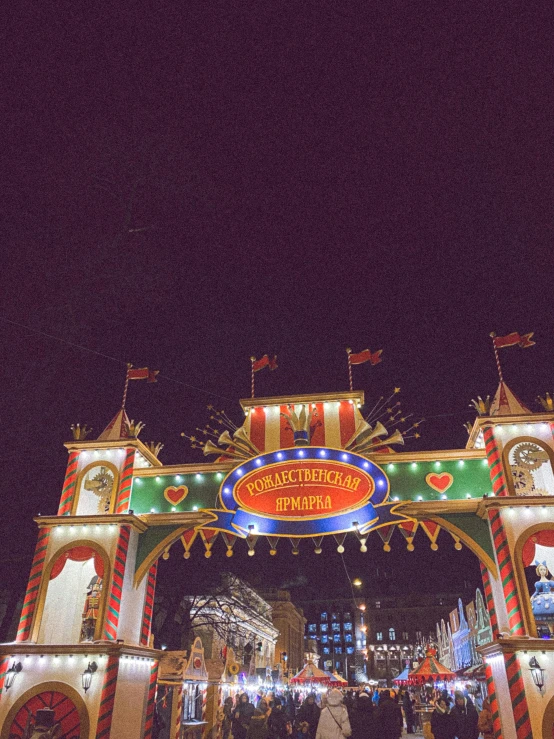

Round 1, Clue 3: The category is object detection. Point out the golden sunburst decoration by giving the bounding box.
[470,396,491,416]
[537,393,554,411]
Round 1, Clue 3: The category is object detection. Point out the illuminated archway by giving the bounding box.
[514,523,554,637]
[32,540,111,643]
[0,682,89,739]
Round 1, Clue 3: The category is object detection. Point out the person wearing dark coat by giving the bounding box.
[451,691,479,739]
[430,698,456,739]
[350,693,376,739]
[286,693,296,722]
[401,691,415,734]
[375,690,402,739]
[296,694,321,739]
[233,693,255,739]
[247,699,271,739]
[269,699,292,739]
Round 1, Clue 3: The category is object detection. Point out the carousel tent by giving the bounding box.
[408,649,456,685]
[331,671,348,686]
[290,662,332,685]
[392,666,411,685]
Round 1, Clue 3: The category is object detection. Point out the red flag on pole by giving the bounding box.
[493,332,535,349]
[127,367,159,382]
[348,349,383,366]
[252,355,278,372]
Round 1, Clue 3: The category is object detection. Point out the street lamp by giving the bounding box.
[352,579,362,588]
[529,656,545,693]
[4,661,22,690]
[82,661,98,693]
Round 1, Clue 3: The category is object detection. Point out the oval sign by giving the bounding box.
[232,457,375,520]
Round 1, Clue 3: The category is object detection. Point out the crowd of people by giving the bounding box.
[221,685,493,739]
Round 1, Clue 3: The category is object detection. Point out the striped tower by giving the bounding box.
[480,562,500,638]
[115,447,136,514]
[0,657,9,702]
[503,652,533,739]
[484,663,503,739]
[16,527,51,642]
[173,684,184,739]
[143,660,159,739]
[140,562,158,647]
[483,425,509,497]
[488,510,525,635]
[57,450,80,515]
[95,655,120,739]
[103,525,131,640]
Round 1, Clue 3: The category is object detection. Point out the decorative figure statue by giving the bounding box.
[23,708,61,739]
[80,575,103,642]
[531,561,554,634]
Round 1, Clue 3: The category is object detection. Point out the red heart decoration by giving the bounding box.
[164,485,189,506]
[425,472,453,493]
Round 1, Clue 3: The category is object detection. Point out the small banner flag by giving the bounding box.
[252,355,278,372]
[127,367,159,382]
[492,332,535,349]
[348,349,383,366]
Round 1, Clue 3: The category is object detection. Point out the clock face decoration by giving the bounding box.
[84,465,116,512]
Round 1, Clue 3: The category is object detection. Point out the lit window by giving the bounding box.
[321,612,328,621]
[375,601,381,609]
[346,647,354,655]
[389,628,396,641]
[343,612,351,621]
[331,613,338,621]
[345,634,352,643]
[344,622,352,632]
[323,647,330,655]
[321,635,328,644]
[332,623,340,633]
[308,624,317,633]
[376,632,383,641]
[402,632,409,641]
[333,634,341,644]
[335,647,342,654]
[321,624,328,633]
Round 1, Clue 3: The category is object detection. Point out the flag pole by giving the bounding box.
[121,363,133,409]
[250,356,256,398]
[489,333,504,382]
[346,348,353,391]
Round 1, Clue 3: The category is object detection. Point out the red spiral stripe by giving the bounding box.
[143,660,159,739]
[16,527,51,641]
[484,662,502,739]
[480,562,499,638]
[489,510,525,635]
[103,526,130,640]
[0,656,10,702]
[115,448,136,514]
[174,685,184,739]
[140,561,158,646]
[58,450,80,515]
[95,655,120,739]
[484,426,508,497]
[504,652,532,738]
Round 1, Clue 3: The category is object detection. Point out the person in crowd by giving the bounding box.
[477,698,494,739]
[315,689,351,739]
[430,696,456,739]
[371,689,379,706]
[343,691,354,718]
[286,692,296,722]
[247,698,272,739]
[233,693,255,739]
[349,691,376,739]
[375,690,402,739]
[296,694,321,739]
[451,690,479,739]
[222,696,234,739]
[401,690,415,734]
[269,698,293,739]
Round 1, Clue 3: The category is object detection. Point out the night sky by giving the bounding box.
[2,4,553,605]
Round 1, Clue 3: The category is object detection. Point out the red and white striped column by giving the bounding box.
[488,510,525,635]
[16,526,51,641]
[480,562,500,639]
[503,652,533,739]
[143,660,159,739]
[95,655,120,739]
[484,662,502,739]
[483,425,509,497]
[173,685,184,739]
[115,448,136,514]
[58,450,80,515]
[140,562,158,647]
[103,525,130,640]
[0,657,10,702]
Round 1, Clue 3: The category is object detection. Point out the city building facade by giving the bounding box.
[259,588,306,676]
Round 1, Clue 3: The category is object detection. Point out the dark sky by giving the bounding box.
[2,3,553,600]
